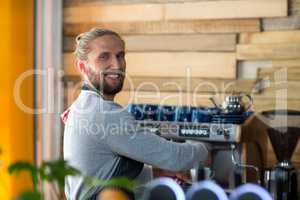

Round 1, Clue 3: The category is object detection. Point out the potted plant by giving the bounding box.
[8,159,80,200]
[8,159,137,200]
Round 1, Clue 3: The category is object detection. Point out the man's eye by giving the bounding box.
[117,53,125,59]
[99,54,109,60]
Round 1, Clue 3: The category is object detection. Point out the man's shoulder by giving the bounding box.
[71,90,130,116]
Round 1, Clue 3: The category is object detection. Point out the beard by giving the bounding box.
[88,70,125,96]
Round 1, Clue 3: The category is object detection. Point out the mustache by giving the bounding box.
[101,70,125,76]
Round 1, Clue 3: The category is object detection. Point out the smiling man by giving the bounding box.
[63,28,209,200]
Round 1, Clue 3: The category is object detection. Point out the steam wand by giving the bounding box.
[230,144,261,185]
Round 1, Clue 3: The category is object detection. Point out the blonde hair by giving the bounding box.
[74,28,124,60]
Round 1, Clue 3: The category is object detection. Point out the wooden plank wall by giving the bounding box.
[63,0,300,180]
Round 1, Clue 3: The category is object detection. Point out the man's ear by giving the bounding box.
[76,59,89,76]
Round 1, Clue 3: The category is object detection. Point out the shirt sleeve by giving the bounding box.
[100,110,208,172]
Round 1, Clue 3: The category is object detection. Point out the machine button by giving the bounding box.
[217,128,224,135]
[223,129,230,139]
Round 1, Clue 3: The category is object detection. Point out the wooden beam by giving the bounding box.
[64,1,287,23]
[290,0,300,15]
[237,43,300,60]
[64,37,75,52]
[63,19,260,36]
[115,91,300,109]
[64,53,77,75]
[272,59,300,68]
[64,4,164,23]
[262,16,300,31]
[115,91,219,106]
[238,60,300,70]
[63,75,256,93]
[64,52,237,78]
[258,67,300,81]
[64,34,237,52]
[123,77,255,93]
[64,0,233,6]
[63,82,300,110]
[252,98,300,112]
[254,81,300,100]
[127,52,236,78]
[239,30,300,44]
[165,0,287,20]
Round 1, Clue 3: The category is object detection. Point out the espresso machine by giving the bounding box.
[127,93,263,192]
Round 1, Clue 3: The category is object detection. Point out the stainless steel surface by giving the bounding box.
[230,144,260,185]
[135,121,240,143]
[209,94,253,115]
[135,120,247,190]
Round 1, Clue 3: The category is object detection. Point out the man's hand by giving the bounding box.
[152,168,190,185]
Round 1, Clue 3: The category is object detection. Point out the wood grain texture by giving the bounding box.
[238,60,300,72]
[125,52,236,78]
[272,59,300,68]
[64,0,287,23]
[165,0,287,20]
[64,0,242,6]
[64,19,260,36]
[122,77,255,93]
[255,81,300,100]
[238,61,272,79]
[237,43,300,60]
[63,76,256,93]
[64,52,237,78]
[64,4,164,23]
[262,16,300,31]
[290,0,300,15]
[114,91,300,109]
[63,83,300,111]
[239,30,300,44]
[114,91,214,106]
[258,67,300,81]
[252,98,300,112]
[64,34,237,52]
[64,53,77,75]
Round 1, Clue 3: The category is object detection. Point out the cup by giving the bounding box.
[192,108,212,123]
[175,106,195,122]
[158,105,176,121]
[127,104,144,120]
[143,104,159,121]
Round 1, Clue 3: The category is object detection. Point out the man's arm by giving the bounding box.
[101,110,208,172]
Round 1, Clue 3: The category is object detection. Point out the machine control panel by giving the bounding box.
[135,121,241,143]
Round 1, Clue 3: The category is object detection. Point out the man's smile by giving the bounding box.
[102,71,124,86]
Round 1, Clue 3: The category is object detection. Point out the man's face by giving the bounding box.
[84,35,126,96]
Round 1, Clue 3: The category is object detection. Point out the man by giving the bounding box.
[63,28,208,200]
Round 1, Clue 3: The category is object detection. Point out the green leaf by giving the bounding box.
[85,177,136,191]
[79,177,137,200]
[104,177,137,192]
[40,159,81,190]
[8,162,39,191]
[16,191,42,200]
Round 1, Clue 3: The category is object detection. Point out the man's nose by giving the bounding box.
[110,56,122,69]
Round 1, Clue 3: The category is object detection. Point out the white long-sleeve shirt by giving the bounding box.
[63,89,208,199]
